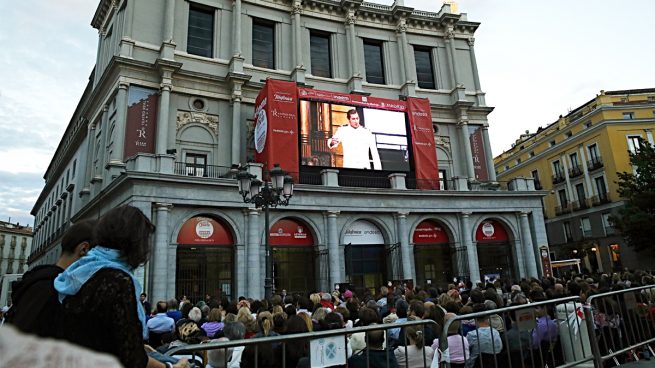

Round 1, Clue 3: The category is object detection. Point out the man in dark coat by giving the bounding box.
[5,220,95,337]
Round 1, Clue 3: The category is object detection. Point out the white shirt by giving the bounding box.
[329,125,382,169]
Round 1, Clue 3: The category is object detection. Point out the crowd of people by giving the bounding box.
[1,204,654,368]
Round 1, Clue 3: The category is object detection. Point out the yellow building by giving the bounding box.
[494,88,655,273]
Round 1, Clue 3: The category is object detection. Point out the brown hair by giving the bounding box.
[257,311,274,336]
[208,308,222,322]
[94,205,155,268]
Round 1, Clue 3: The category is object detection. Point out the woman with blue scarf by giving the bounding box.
[54,205,188,368]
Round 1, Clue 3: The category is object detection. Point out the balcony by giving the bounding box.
[587,157,604,171]
[552,172,566,184]
[174,162,236,179]
[534,179,543,190]
[555,203,571,216]
[591,192,611,206]
[568,165,583,178]
[574,198,590,211]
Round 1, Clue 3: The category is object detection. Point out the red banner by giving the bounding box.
[476,220,509,242]
[254,79,299,181]
[407,97,439,189]
[124,88,158,160]
[177,216,234,245]
[469,126,489,181]
[540,246,553,278]
[412,220,450,244]
[269,218,314,246]
[297,88,407,111]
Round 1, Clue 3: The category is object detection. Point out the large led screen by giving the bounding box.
[299,100,410,171]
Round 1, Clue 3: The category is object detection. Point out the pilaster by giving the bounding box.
[152,203,173,303]
[520,212,538,278]
[325,211,341,288]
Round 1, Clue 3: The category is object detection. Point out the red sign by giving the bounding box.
[475,220,509,242]
[540,246,553,278]
[412,220,450,244]
[124,88,158,160]
[177,216,234,245]
[297,88,407,112]
[469,126,489,181]
[407,97,439,189]
[269,218,314,246]
[254,79,300,182]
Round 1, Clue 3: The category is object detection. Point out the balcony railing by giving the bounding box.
[574,198,590,210]
[555,203,571,216]
[174,163,236,179]
[338,174,391,189]
[552,172,566,184]
[568,165,583,178]
[591,192,611,206]
[587,157,604,171]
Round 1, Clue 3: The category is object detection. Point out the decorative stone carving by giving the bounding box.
[291,2,303,15]
[396,19,407,33]
[435,135,451,150]
[445,28,455,40]
[345,12,357,25]
[468,37,475,47]
[176,111,219,134]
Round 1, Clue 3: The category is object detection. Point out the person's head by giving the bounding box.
[223,321,246,340]
[207,337,232,368]
[140,293,147,303]
[405,324,426,349]
[312,307,328,322]
[409,300,425,318]
[240,342,275,368]
[188,307,202,322]
[257,311,274,336]
[346,109,360,128]
[156,301,167,314]
[285,315,310,334]
[295,312,313,332]
[168,298,178,311]
[58,219,96,268]
[208,308,222,322]
[95,205,155,268]
[364,325,385,349]
[395,299,409,318]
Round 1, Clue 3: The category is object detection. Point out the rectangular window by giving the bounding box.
[563,221,572,242]
[569,152,579,168]
[576,183,587,208]
[414,46,435,89]
[627,135,642,154]
[252,20,275,69]
[623,112,635,120]
[439,169,447,190]
[310,32,331,78]
[581,217,592,238]
[553,160,562,176]
[363,39,385,84]
[72,159,77,177]
[558,189,568,208]
[588,144,599,162]
[585,122,592,128]
[529,151,535,158]
[187,5,214,58]
[602,213,615,235]
[595,176,607,201]
[185,153,207,177]
[531,169,542,189]
[550,140,556,147]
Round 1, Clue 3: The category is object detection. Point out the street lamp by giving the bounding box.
[237,163,294,299]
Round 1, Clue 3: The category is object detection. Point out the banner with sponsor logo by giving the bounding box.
[344,220,385,245]
[176,216,234,245]
[469,126,489,181]
[407,97,439,189]
[540,246,553,278]
[475,219,509,242]
[254,79,299,181]
[412,220,450,244]
[124,86,158,160]
[269,218,314,246]
[297,88,407,112]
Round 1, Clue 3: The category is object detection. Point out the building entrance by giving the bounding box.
[175,216,234,302]
[343,220,387,295]
[412,220,453,288]
[475,219,515,281]
[269,218,316,296]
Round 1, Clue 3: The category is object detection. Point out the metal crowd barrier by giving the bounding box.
[166,319,438,368]
[583,284,655,367]
[437,296,591,368]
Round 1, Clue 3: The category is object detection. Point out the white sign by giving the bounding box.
[195,219,214,239]
[254,108,267,153]
[310,336,347,368]
[482,222,495,237]
[344,220,384,245]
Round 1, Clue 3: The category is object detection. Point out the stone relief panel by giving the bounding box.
[176,111,219,135]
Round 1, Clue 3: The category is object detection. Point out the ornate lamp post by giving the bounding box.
[237,164,294,299]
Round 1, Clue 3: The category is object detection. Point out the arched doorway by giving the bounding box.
[344,220,387,295]
[269,218,316,296]
[412,220,453,288]
[176,216,234,302]
[475,219,515,281]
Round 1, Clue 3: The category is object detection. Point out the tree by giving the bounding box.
[609,139,655,252]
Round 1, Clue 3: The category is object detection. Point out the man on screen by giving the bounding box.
[327,109,382,169]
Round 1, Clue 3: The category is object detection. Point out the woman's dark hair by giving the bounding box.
[241,343,275,368]
[356,307,379,326]
[180,302,193,319]
[94,205,155,268]
[282,316,309,366]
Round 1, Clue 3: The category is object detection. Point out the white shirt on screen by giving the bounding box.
[328,125,382,169]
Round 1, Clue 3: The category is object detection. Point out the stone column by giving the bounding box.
[444,27,459,88]
[291,1,305,83]
[468,37,481,92]
[152,203,172,303]
[481,125,496,181]
[345,11,363,92]
[231,89,242,165]
[247,209,262,299]
[458,119,476,180]
[326,211,341,288]
[520,212,538,278]
[232,0,242,57]
[156,83,172,155]
[397,19,416,96]
[396,212,413,281]
[460,212,480,282]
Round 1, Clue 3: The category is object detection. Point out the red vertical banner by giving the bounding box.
[124,86,158,160]
[469,126,489,181]
[540,246,553,278]
[253,80,299,181]
[407,97,439,189]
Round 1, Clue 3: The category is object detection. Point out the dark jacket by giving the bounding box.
[5,264,64,337]
[348,348,399,368]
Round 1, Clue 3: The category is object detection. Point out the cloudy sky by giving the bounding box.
[1,0,654,226]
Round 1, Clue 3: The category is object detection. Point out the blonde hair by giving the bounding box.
[272,305,284,315]
[297,312,313,332]
[208,308,222,322]
[257,311,274,336]
[309,293,321,306]
[312,307,328,321]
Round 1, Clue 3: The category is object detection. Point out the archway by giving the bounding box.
[176,216,234,302]
[412,220,453,288]
[475,219,515,281]
[343,220,387,295]
[269,218,316,296]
